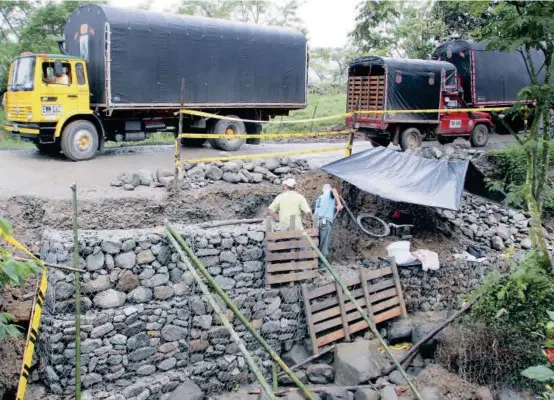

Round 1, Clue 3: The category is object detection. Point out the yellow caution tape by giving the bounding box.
[178,130,354,140]
[16,269,47,400]
[0,231,48,400]
[183,146,349,164]
[178,107,510,125]
[379,343,413,353]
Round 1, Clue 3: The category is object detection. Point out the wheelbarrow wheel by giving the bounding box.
[356,214,391,238]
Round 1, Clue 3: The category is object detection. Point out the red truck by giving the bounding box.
[346,56,493,151]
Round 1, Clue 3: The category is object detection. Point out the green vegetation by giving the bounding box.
[263,93,347,134]
[0,218,39,342]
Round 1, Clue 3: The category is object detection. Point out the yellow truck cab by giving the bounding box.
[4,5,307,161]
[5,53,101,160]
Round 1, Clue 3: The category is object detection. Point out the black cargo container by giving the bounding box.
[432,40,545,107]
[64,4,307,108]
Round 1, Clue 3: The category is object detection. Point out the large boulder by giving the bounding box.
[380,386,399,400]
[334,340,389,385]
[168,379,204,400]
[354,389,380,400]
[282,344,309,367]
[387,319,414,344]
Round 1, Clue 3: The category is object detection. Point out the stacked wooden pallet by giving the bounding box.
[347,75,385,116]
[265,226,320,287]
[302,263,407,354]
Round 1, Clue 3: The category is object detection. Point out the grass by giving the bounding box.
[263,93,347,134]
[0,93,348,149]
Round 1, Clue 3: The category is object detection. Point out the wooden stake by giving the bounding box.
[174,78,185,191]
[165,230,275,399]
[166,223,316,400]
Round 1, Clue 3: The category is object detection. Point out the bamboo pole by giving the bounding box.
[166,223,316,400]
[346,100,359,156]
[302,232,423,400]
[309,105,318,134]
[70,183,81,400]
[165,230,276,400]
[14,257,85,273]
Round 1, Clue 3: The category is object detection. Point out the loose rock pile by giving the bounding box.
[438,194,536,252]
[111,157,311,191]
[409,142,487,162]
[268,312,497,400]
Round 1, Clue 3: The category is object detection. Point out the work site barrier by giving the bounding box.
[172,105,510,185]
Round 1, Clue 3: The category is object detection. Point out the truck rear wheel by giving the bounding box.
[470,124,489,147]
[400,127,422,151]
[35,142,61,155]
[209,116,246,151]
[60,120,99,161]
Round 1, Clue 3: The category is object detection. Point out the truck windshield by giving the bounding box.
[9,57,36,91]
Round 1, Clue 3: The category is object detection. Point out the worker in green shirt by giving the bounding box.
[268,178,312,229]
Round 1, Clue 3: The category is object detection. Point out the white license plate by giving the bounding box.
[449,120,462,128]
[41,104,62,116]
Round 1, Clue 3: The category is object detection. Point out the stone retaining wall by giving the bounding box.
[39,224,305,399]
[38,224,498,399]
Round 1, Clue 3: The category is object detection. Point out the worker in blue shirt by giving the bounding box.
[314,184,343,261]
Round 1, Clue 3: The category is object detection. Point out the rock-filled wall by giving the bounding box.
[39,224,305,399]
[38,223,500,399]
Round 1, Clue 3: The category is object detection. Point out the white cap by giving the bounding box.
[322,183,332,193]
[283,178,296,188]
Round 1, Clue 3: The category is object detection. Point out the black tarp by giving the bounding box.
[432,40,545,106]
[64,5,307,107]
[321,147,505,211]
[348,56,457,122]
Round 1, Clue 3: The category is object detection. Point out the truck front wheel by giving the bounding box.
[400,127,422,151]
[470,124,489,147]
[60,120,99,161]
[209,116,246,151]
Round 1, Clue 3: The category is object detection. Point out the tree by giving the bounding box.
[477,1,554,270]
[350,0,446,59]
[177,0,306,33]
[431,1,490,40]
[0,219,39,342]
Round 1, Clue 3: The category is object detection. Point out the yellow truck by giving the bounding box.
[4,5,307,161]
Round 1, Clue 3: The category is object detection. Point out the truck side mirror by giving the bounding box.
[54,60,63,77]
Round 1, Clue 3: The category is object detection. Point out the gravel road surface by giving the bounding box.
[0,133,516,200]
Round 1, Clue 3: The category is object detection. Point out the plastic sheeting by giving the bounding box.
[348,56,456,122]
[321,147,469,210]
[64,5,307,106]
[432,40,545,106]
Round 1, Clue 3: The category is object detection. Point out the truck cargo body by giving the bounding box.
[432,40,544,107]
[346,56,493,150]
[64,5,307,109]
[4,5,308,160]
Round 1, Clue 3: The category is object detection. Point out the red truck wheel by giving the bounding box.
[400,127,422,151]
[470,124,489,147]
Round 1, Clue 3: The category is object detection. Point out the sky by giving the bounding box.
[114,0,360,48]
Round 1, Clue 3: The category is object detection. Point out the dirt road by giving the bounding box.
[0,134,516,200]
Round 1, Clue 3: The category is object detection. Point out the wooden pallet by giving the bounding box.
[347,75,385,113]
[265,218,319,287]
[302,262,407,354]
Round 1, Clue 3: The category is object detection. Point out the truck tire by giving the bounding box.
[35,142,61,155]
[60,120,99,161]
[209,116,246,151]
[437,136,454,145]
[470,124,489,147]
[400,127,422,151]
